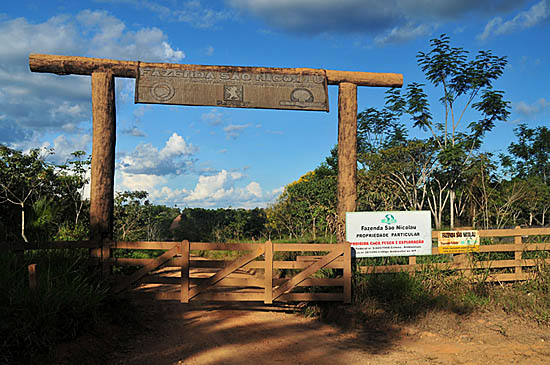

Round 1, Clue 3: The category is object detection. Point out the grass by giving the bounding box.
[306,258,550,327]
[0,249,129,364]
[494,263,550,324]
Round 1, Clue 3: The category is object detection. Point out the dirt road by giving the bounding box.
[104,300,550,365]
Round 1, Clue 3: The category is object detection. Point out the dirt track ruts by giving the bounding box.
[105,299,550,365]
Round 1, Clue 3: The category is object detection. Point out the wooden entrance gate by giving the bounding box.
[29,54,402,257]
[111,241,351,304]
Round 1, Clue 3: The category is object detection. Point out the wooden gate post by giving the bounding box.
[90,71,116,275]
[343,242,352,304]
[337,82,358,243]
[514,226,523,275]
[264,240,273,304]
[180,240,190,303]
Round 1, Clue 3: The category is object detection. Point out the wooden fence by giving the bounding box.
[360,227,550,282]
[109,241,352,303]
[2,227,550,298]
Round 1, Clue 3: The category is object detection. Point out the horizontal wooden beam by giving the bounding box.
[29,54,403,87]
[153,291,343,302]
[278,292,344,302]
[110,241,179,250]
[139,275,344,288]
[485,272,536,282]
[360,258,550,274]
[190,242,263,251]
[429,244,550,254]
[273,243,344,251]
[111,257,344,270]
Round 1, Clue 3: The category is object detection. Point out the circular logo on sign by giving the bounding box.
[290,88,314,103]
[151,82,175,101]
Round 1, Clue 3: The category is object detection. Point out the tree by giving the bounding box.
[360,139,435,213]
[267,167,337,240]
[173,207,267,242]
[0,146,57,241]
[501,124,550,183]
[365,34,510,228]
[501,124,550,226]
[54,151,91,239]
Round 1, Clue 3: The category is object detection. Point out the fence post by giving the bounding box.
[89,71,116,278]
[180,240,189,303]
[264,240,273,304]
[514,226,523,275]
[28,264,37,292]
[343,242,352,304]
[337,82,358,243]
[455,253,472,277]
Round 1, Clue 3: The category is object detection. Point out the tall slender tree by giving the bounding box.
[363,34,510,228]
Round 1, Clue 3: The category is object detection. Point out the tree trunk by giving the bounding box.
[450,189,455,229]
[337,82,357,242]
[90,71,116,275]
[21,203,28,243]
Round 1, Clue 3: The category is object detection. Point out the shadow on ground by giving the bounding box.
[101,297,405,365]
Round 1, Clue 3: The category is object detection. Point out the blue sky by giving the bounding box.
[1,0,549,209]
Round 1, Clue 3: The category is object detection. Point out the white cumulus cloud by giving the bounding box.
[144,169,281,208]
[0,10,185,148]
[119,172,167,191]
[46,134,92,164]
[184,170,243,202]
[119,133,196,175]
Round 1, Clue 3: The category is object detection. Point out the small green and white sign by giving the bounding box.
[346,211,432,258]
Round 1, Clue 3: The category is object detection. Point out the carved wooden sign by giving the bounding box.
[135,65,329,111]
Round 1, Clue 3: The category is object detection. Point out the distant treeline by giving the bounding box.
[171,207,267,242]
[0,148,269,242]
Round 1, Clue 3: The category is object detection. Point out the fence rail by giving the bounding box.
[3,226,550,290]
[361,226,550,282]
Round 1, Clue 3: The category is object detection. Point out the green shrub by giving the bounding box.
[0,249,110,364]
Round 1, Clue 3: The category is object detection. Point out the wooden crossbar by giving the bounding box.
[111,257,345,269]
[29,54,403,87]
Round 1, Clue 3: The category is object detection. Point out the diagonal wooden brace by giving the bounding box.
[112,244,179,294]
[272,246,344,301]
[188,246,265,300]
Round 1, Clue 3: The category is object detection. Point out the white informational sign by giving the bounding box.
[346,211,432,258]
